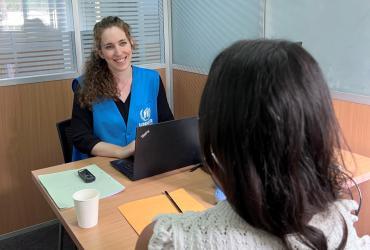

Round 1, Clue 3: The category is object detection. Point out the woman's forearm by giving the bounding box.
[90,141,135,159]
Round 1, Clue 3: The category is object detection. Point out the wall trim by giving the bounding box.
[0,63,166,87]
[332,91,370,106]
[0,72,78,86]
[163,0,174,110]
[137,63,166,70]
[72,0,83,75]
[172,64,208,75]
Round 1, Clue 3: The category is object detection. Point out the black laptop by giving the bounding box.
[110,117,201,181]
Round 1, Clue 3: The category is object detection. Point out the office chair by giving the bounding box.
[56,118,75,250]
[56,119,73,163]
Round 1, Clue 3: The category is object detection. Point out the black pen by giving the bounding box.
[163,191,183,213]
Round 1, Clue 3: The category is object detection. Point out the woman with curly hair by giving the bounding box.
[71,16,173,161]
[136,40,370,249]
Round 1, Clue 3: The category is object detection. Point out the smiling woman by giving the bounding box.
[70,16,174,162]
[98,26,134,102]
[98,26,133,75]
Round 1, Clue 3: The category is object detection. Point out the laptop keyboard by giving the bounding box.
[110,158,134,178]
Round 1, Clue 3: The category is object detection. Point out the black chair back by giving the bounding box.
[56,119,73,163]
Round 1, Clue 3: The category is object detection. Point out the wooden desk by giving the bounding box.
[32,157,214,249]
[32,152,370,249]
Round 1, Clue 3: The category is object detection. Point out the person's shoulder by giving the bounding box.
[306,199,370,249]
[155,210,201,227]
[150,202,284,249]
[149,211,209,249]
[72,75,85,92]
[153,201,240,231]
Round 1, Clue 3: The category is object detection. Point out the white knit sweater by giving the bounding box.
[148,199,370,249]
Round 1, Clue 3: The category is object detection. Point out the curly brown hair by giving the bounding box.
[78,16,134,108]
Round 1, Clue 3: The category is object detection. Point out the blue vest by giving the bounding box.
[72,66,159,161]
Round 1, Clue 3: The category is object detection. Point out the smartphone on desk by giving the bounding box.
[78,168,96,183]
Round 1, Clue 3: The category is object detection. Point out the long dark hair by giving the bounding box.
[199,40,348,249]
[79,16,134,108]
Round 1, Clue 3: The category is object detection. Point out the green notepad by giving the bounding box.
[38,164,125,208]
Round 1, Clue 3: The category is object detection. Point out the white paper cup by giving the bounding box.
[73,189,100,228]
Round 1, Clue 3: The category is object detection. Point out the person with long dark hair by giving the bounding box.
[71,16,173,161]
[136,40,370,249]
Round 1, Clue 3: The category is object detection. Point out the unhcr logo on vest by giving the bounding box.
[139,107,153,126]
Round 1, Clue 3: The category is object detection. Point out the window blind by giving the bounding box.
[78,0,164,65]
[0,0,76,81]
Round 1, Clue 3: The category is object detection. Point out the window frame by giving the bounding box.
[0,0,166,86]
[0,0,79,85]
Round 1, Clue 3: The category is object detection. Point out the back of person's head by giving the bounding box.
[199,39,348,249]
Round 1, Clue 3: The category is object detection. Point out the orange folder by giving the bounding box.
[118,188,206,234]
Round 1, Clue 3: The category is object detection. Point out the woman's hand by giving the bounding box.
[125,140,135,156]
[114,140,136,159]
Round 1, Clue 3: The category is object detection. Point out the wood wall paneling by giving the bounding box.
[0,79,73,234]
[173,69,207,119]
[333,99,370,157]
[0,68,166,235]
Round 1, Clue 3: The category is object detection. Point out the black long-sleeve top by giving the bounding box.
[71,78,174,154]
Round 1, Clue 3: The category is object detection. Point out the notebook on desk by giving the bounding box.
[110,117,201,181]
[118,188,206,234]
[38,164,125,208]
